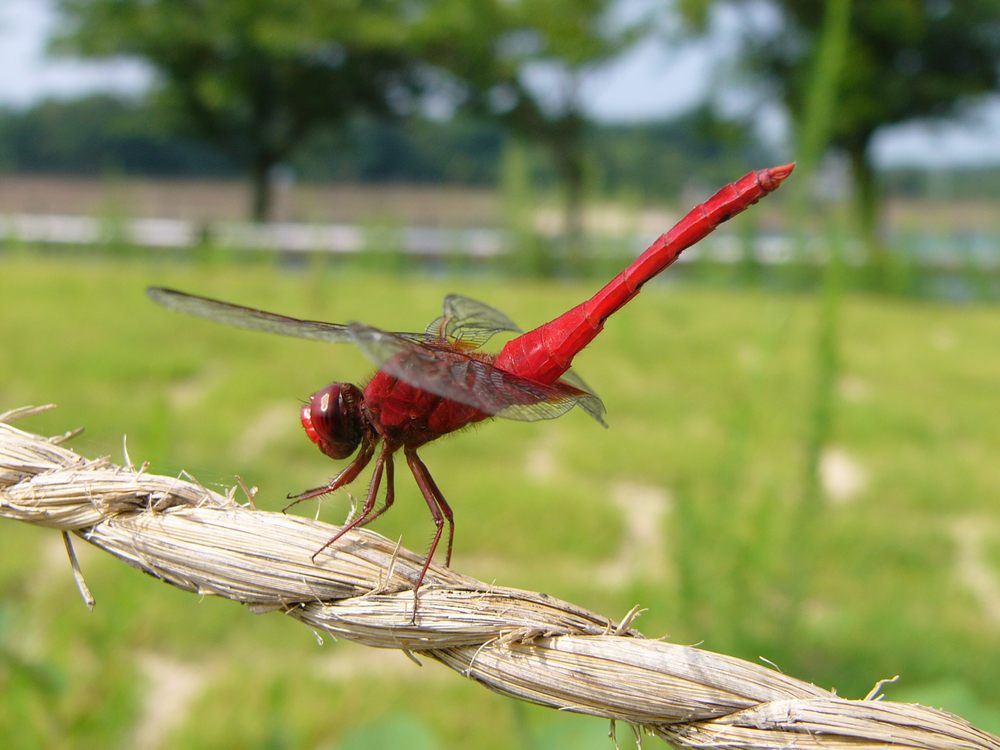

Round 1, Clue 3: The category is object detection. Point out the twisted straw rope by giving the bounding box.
[1,406,997,750]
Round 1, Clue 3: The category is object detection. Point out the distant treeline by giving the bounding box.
[0,94,770,198]
[2,94,997,200]
[881,165,1000,200]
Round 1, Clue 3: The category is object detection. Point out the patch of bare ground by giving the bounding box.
[166,368,219,411]
[838,374,871,402]
[235,401,298,461]
[40,533,98,587]
[930,325,958,352]
[594,482,671,587]
[132,652,209,750]
[950,516,1000,626]
[820,447,867,505]
[460,469,672,587]
[0,175,500,226]
[320,644,444,682]
[524,434,559,481]
[36,540,209,748]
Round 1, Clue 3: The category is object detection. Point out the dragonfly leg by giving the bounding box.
[349,451,396,529]
[284,433,377,509]
[310,444,394,563]
[404,446,456,617]
[419,460,454,566]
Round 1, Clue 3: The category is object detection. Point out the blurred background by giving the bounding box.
[1,1,998,747]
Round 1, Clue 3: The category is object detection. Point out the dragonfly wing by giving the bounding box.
[148,287,355,343]
[429,295,607,425]
[559,369,608,427]
[150,288,606,425]
[494,391,581,422]
[347,322,585,422]
[425,294,522,349]
[148,287,426,345]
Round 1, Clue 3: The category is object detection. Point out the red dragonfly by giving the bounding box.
[148,163,793,603]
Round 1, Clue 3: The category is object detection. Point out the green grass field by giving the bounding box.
[1,252,998,748]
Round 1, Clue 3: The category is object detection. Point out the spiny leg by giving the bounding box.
[284,434,376,510]
[350,451,396,529]
[404,446,455,615]
[413,456,454,566]
[310,444,394,563]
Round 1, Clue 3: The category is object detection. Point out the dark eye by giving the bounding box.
[300,383,365,459]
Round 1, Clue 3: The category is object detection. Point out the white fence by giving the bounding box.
[0,213,506,258]
[1,211,810,266]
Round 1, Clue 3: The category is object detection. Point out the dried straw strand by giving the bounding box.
[1,406,996,750]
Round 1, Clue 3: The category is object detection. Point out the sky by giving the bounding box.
[0,0,150,105]
[3,0,1000,168]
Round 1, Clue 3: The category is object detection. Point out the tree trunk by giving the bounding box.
[561,154,585,262]
[551,133,586,264]
[249,151,274,223]
[846,140,884,269]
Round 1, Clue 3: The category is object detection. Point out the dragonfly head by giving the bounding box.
[300,383,366,459]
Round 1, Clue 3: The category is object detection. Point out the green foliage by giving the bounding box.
[774,2,1000,148]
[54,0,421,219]
[707,0,1000,150]
[686,0,1000,256]
[415,0,645,250]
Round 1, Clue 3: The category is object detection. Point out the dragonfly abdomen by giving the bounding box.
[493,164,795,386]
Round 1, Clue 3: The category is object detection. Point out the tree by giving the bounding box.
[53,0,420,221]
[684,0,1000,256]
[415,0,645,253]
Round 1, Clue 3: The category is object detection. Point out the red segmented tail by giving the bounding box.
[495,163,795,384]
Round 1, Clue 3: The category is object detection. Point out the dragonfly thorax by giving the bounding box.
[301,382,366,459]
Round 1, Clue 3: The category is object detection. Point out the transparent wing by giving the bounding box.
[150,287,608,425]
[347,323,589,422]
[423,295,607,424]
[559,369,608,427]
[147,287,423,344]
[424,294,522,349]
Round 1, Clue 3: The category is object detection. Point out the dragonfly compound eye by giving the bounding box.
[301,383,365,459]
